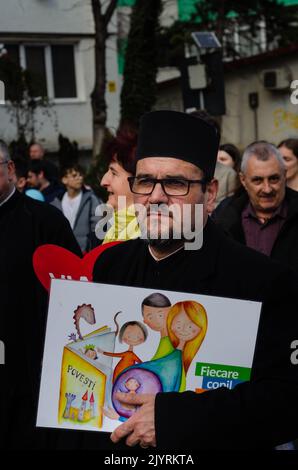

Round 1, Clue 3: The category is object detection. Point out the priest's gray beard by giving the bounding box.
[136,203,204,251]
[140,213,194,249]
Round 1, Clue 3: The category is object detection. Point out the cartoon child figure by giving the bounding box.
[121,377,141,411]
[141,293,173,360]
[97,321,148,382]
[79,344,98,361]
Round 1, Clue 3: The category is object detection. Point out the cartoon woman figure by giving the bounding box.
[97,321,148,382]
[166,300,208,392]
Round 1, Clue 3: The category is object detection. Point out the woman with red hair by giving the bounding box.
[100,125,141,243]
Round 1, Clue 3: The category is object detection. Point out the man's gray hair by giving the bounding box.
[241,141,286,174]
[0,141,11,163]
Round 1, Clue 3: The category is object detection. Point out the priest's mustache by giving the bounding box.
[259,192,276,198]
[146,208,174,219]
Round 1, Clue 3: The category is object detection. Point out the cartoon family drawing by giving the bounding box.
[62,293,208,425]
[105,293,208,421]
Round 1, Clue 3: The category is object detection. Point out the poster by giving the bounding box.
[37,279,262,433]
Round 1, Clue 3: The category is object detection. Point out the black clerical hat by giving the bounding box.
[136,110,220,180]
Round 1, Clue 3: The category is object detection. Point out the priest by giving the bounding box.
[93,111,298,449]
[0,141,81,449]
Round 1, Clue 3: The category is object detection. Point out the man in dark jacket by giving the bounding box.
[0,142,81,449]
[213,141,298,273]
[29,142,59,182]
[27,160,64,203]
[92,111,298,450]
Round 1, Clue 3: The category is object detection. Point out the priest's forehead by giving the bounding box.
[135,157,203,178]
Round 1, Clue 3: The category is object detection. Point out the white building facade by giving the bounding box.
[0,0,120,150]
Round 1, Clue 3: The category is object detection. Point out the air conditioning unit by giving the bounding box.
[262,68,291,90]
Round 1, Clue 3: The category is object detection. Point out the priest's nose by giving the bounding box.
[148,182,169,204]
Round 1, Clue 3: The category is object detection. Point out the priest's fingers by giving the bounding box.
[125,427,154,448]
[125,431,141,447]
[115,392,153,406]
[110,419,134,443]
[140,442,150,449]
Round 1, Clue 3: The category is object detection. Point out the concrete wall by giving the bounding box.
[156,53,298,150]
[155,79,183,112]
[0,0,94,35]
[222,55,298,149]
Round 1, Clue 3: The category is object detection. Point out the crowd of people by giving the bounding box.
[6,128,298,268]
[2,110,298,450]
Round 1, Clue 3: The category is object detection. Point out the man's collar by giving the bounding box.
[0,186,16,207]
[145,218,223,282]
[148,244,184,261]
[243,199,287,222]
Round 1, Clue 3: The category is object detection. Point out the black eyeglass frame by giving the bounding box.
[127,176,208,196]
[0,160,9,165]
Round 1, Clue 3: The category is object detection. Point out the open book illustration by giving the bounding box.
[37,279,262,433]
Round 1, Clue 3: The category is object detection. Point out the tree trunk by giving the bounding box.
[120,0,162,127]
[90,0,118,164]
[91,0,108,164]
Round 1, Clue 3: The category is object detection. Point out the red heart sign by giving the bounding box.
[33,242,121,291]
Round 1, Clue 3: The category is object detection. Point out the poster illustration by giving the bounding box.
[37,279,262,433]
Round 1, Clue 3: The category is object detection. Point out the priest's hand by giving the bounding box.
[110,392,156,448]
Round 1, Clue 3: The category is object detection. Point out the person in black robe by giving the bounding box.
[91,111,298,450]
[0,143,81,450]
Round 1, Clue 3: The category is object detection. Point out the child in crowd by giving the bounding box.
[52,164,101,252]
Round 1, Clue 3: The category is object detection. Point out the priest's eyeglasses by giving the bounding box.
[128,176,206,196]
[0,160,8,165]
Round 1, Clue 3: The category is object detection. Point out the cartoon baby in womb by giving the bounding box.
[121,377,141,411]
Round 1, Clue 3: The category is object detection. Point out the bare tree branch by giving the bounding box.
[90,0,118,162]
[104,0,118,27]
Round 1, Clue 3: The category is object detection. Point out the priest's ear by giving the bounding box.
[205,178,218,214]
[7,160,16,183]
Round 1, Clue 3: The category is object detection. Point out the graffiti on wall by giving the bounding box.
[273,108,298,134]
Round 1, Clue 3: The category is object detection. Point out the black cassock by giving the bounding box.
[90,218,298,450]
[0,190,81,450]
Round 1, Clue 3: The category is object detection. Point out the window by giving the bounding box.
[1,43,79,100]
[25,46,48,97]
[222,20,268,61]
[51,45,77,98]
[4,44,20,65]
[0,44,22,102]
